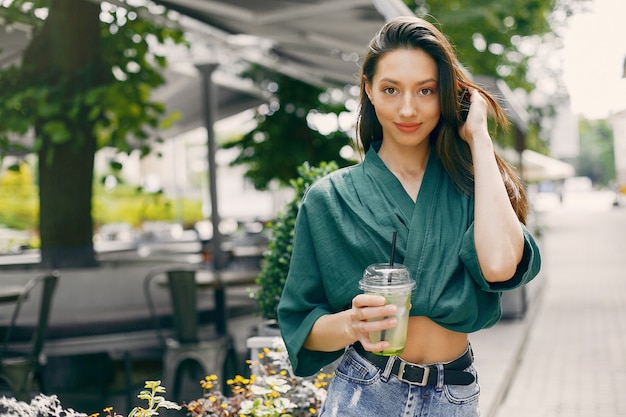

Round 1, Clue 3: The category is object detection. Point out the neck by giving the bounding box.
[377,142,430,202]
[378,142,430,179]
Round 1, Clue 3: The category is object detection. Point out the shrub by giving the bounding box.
[253,161,339,321]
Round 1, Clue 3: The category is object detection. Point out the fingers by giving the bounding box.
[352,293,387,308]
[350,294,398,351]
[458,88,489,144]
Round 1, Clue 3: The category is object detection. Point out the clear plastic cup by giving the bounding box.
[359,263,415,356]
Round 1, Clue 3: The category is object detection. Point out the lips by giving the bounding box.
[394,122,421,133]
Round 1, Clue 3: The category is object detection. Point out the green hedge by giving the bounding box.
[0,165,204,241]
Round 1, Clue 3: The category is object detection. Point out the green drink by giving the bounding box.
[359,263,415,356]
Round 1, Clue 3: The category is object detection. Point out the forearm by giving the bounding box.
[471,133,524,282]
[303,309,356,352]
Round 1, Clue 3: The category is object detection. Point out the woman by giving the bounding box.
[277,16,541,416]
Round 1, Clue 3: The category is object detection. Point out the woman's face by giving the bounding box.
[365,48,440,149]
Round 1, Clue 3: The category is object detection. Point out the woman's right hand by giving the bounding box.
[304,293,399,352]
[348,294,398,352]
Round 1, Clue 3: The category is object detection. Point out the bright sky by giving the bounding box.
[562,0,626,119]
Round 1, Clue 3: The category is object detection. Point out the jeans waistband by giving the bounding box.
[352,342,475,386]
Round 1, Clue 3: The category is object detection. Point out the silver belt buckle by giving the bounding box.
[397,360,430,386]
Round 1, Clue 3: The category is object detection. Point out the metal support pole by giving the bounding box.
[196,63,226,270]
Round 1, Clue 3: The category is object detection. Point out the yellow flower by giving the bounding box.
[200,380,214,389]
[143,381,162,390]
[234,375,248,383]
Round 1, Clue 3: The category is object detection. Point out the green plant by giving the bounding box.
[0,342,329,417]
[184,338,331,417]
[253,161,339,321]
[127,381,181,417]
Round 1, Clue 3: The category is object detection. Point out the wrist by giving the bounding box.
[341,309,358,345]
[468,131,493,153]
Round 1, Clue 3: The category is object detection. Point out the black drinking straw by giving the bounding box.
[380,231,398,346]
[388,231,397,283]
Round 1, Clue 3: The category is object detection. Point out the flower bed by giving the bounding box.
[0,338,332,417]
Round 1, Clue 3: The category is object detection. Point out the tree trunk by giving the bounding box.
[38,130,97,268]
[24,0,101,268]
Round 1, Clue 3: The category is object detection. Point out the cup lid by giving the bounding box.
[359,263,415,291]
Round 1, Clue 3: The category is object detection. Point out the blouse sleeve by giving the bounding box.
[277,203,346,377]
[459,222,542,292]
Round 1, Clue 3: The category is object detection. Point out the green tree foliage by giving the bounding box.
[0,0,186,267]
[575,119,615,186]
[412,0,587,89]
[221,66,353,190]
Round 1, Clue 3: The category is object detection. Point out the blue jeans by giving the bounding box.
[319,345,480,417]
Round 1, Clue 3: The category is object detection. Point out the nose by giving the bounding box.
[399,92,417,118]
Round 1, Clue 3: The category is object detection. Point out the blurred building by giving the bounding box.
[551,102,580,166]
[609,109,626,190]
[608,56,626,191]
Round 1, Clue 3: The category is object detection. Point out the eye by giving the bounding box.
[418,88,434,96]
[382,86,397,95]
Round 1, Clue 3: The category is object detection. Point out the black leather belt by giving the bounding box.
[353,342,475,386]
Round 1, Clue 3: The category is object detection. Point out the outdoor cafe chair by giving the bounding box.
[0,271,59,402]
[143,268,237,401]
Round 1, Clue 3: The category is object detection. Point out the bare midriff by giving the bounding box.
[399,316,468,364]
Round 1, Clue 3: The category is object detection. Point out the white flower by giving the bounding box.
[273,397,296,410]
[265,375,291,391]
[239,399,255,414]
[0,394,88,417]
[250,384,273,396]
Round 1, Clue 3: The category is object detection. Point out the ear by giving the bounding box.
[364,81,374,105]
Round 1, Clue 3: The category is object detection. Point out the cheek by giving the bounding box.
[425,100,441,120]
[372,100,395,121]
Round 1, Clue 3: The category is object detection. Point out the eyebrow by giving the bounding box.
[379,77,438,85]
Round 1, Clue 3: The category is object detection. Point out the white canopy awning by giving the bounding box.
[501,148,576,182]
[152,0,413,87]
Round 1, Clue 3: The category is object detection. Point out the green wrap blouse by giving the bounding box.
[277,144,541,376]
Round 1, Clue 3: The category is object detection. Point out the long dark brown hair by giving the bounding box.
[356,16,528,223]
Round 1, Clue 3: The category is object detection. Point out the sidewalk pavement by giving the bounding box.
[472,190,626,417]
